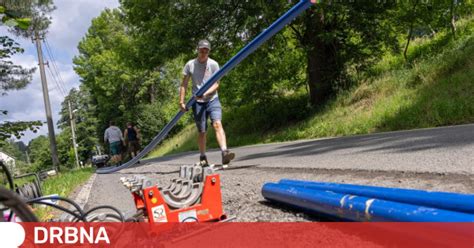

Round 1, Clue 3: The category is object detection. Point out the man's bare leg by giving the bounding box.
[213,121,234,164]
[213,121,227,150]
[198,131,207,155]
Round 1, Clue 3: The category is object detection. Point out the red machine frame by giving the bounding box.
[132,174,226,223]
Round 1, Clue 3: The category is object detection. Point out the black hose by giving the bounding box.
[86,213,123,222]
[7,210,14,221]
[28,196,126,222]
[181,216,199,222]
[27,195,85,217]
[0,161,15,191]
[28,201,84,221]
[80,206,125,222]
[0,186,38,222]
[1,161,124,223]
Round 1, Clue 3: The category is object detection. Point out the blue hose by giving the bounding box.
[278,179,474,214]
[262,183,474,222]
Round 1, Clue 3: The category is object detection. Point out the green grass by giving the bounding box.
[148,124,198,158]
[150,16,474,158]
[33,167,94,221]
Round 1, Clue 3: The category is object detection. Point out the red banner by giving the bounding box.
[5,222,472,248]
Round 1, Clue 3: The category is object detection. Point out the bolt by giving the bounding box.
[148,191,154,197]
[211,177,216,183]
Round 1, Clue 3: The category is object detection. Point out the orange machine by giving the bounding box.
[124,168,226,223]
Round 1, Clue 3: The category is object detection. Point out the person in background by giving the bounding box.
[104,121,124,165]
[124,122,141,158]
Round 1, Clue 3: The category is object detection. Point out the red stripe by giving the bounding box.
[18,223,474,247]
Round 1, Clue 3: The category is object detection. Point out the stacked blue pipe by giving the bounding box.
[262,179,474,222]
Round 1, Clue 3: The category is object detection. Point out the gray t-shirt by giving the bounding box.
[104,126,123,143]
[183,58,220,102]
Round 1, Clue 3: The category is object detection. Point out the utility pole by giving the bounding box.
[68,101,80,169]
[34,31,60,172]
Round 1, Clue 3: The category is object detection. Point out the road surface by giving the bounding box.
[83,124,473,221]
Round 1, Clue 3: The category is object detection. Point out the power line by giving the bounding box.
[43,54,67,96]
[43,39,64,83]
[42,38,68,97]
[44,38,68,94]
[45,62,66,96]
[43,51,66,96]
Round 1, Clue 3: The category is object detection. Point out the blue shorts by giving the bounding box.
[192,98,222,133]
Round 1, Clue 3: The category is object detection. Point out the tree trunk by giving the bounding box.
[403,0,419,61]
[307,45,336,105]
[149,83,155,103]
[403,24,414,61]
[304,8,338,106]
[450,0,456,39]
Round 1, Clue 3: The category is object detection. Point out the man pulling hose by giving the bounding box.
[179,40,235,166]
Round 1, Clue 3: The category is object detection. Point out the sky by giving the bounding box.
[0,0,120,144]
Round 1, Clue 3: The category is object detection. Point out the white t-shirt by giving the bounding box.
[104,126,123,143]
[183,58,220,102]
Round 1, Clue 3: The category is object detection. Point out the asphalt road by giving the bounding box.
[85,124,474,221]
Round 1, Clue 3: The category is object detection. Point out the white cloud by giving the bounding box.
[1,0,119,143]
[48,0,120,58]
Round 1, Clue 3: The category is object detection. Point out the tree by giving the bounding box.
[0,3,42,142]
[0,0,55,37]
[27,135,51,171]
[394,0,474,61]
[119,1,400,106]
[0,139,31,174]
[73,9,187,147]
[0,113,41,141]
[0,36,35,93]
[73,1,474,148]
[0,139,26,161]
[73,9,144,129]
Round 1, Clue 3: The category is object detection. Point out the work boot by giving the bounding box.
[222,150,235,165]
[199,155,209,167]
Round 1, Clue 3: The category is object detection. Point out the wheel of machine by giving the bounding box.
[0,186,38,222]
[33,179,43,198]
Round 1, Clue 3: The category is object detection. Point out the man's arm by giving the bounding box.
[134,127,141,141]
[179,75,190,112]
[202,62,220,98]
[123,129,128,142]
[104,130,108,143]
[202,81,219,98]
[119,129,124,141]
[118,128,125,145]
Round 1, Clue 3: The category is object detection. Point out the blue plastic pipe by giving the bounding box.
[262,183,474,222]
[278,179,474,214]
[97,0,316,174]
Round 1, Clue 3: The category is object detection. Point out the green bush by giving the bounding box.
[137,101,193,145]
